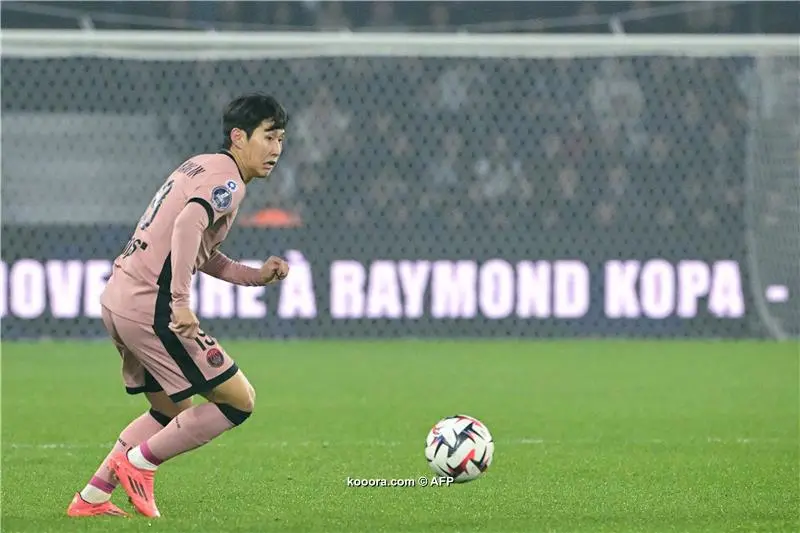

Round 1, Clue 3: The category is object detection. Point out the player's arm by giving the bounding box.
[200,249,263,286]
[168,202,209,337]
[201,250,289,286]
[184,175,288,288]
[172,174,240,306]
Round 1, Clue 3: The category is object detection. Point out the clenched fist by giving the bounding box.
[260,256,289,284]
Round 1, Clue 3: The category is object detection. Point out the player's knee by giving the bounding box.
[225,383,255,413]
[247,383,256,410]
[204,370,255,414]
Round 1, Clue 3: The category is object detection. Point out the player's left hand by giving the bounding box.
[169,306,201,339]
[261,256,289,284]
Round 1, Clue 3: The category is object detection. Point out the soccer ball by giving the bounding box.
[424,414,494,483]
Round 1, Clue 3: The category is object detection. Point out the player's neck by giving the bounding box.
[224,148,254,184]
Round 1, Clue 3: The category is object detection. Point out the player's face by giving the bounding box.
[238,120,285,179]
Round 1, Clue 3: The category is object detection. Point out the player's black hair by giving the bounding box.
[222,93,289,149]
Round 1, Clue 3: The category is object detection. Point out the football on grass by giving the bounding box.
[424,414,494,483]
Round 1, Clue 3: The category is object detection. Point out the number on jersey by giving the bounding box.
[139,179,174,230]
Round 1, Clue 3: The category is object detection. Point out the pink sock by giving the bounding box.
[135,403,247,466]
[82,409,170,499]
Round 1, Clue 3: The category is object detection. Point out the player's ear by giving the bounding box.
[231,128,246,148]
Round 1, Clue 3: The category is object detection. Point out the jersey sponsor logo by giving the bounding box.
[226,180,238,191]
[210,186,233,211]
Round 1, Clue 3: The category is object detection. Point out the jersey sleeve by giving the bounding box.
[170,201,209,308]
[186,174,243,226]
[200,249,264,286]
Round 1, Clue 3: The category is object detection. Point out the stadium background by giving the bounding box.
[1,1,798,341]
[1,3,799,532]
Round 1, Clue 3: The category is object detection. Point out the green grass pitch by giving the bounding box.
[1,339,798,532]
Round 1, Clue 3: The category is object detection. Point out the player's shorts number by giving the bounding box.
[139,179,175,230]
[193,330,217,350]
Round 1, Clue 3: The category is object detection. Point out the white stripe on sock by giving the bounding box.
[80,485,111,504]
[127,446,158,471]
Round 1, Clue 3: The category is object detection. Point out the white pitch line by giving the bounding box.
[4,437,790,451]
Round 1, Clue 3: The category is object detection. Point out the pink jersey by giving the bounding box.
[102,151,263,325]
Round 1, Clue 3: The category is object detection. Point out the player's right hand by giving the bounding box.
[169,306,200,339]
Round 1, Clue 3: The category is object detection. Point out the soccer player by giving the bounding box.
[66,94,290,518]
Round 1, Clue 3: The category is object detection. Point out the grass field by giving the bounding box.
[1,340,798,532]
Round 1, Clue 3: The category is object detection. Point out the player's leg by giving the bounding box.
[145,390,195,419]
[127,369,256,468]
[110,326,252,517]
[68,309,191,517]
[79,391,182,496]
[202,368,256,410]
[127,344,255,468]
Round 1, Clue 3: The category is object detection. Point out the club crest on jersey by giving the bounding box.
[211,186,233,211]
[226,180,238,191]
[206,348,225,368]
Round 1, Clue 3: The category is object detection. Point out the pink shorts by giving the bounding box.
[101,305,238,402]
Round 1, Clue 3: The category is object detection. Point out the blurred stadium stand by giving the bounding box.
[2,1,799,34]
[2,2,798,340]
